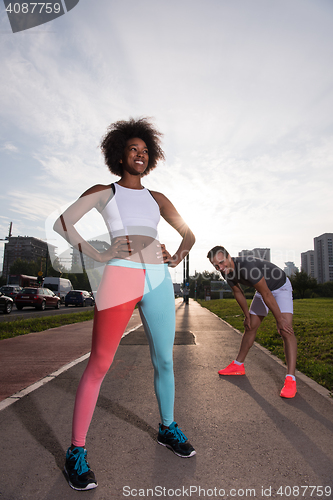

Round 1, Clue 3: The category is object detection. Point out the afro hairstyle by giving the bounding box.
[100,117,165,177]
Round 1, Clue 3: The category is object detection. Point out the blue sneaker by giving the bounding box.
[157,422,196,458]
[64,446,97,490]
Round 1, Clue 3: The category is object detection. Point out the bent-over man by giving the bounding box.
[207,246,297,398]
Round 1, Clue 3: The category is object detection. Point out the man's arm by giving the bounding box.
[232,284,252,330]
[253,277,294,335]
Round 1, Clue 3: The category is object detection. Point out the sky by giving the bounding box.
[1,0,333,284]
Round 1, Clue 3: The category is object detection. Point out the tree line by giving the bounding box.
[2,259,332,299]
[187,270,333,300]
[0,257,92,291]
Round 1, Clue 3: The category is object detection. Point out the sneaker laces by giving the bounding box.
[72,448,90,475]
[168,423,188,443]
[284,377,295,387]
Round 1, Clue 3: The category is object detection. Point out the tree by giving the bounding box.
[316,281,333,297]
[47,256,67,276]
[290,270,317,299]
[10,258,40,276]
[189,271,223,299]
[9,254,70,278]
[67,271,91,292]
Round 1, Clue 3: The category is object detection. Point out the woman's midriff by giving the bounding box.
[112,235,163,265]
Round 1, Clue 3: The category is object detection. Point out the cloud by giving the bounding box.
[1,0,333,275]
[1,142,18,152]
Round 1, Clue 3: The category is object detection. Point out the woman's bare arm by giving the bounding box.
[53,185,129,263]
[150,191,195,267]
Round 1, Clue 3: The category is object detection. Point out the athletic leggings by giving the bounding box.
[71,260,176,447]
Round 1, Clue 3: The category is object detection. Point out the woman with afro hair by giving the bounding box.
[54,117,196,491]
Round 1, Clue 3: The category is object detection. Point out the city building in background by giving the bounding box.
[71,240,110,272]
[238,248,271,261]
[301,250,315,278]
[314,232,333,284]
[284,261,299,277]
[2,236,49,278]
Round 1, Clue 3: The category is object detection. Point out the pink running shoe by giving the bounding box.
[280,376,297,398]
[218,361,245,376]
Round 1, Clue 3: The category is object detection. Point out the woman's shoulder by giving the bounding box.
[80,184,114,211]
[81,184,112,196]
[149,190,176,211]
[148,190,168,204]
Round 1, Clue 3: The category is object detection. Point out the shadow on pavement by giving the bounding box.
[218,375,333,479]
[12,394,65,470]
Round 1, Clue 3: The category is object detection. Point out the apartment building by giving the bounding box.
[301,250,315,278]
[71,240,110,271]
[314,233,333,284]
[2,236,48,278]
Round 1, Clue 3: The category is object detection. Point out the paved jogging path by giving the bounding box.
[0,299,332,500]
[0,310,142,404]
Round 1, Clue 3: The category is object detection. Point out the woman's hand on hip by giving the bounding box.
[158,243,177,267]
[100,237,132,262]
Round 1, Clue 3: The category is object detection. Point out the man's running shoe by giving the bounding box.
[64,446,97,490]
[157,422,196,458]
[218,361,245,375]
[280,376,297,398]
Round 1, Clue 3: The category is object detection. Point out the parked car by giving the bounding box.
[0,285,22,299]
[42,277,73,303]
[15,287,61,310]
[0,292,14,314]
[65,290,95,307]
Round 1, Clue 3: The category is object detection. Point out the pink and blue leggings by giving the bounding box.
[71,260,176,447]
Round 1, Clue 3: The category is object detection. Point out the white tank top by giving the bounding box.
[101,183,160,239]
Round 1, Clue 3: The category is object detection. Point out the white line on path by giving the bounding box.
[0,323,143,412]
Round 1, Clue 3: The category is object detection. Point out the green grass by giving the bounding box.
[0,310,95,341]
[198,298,333,393]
